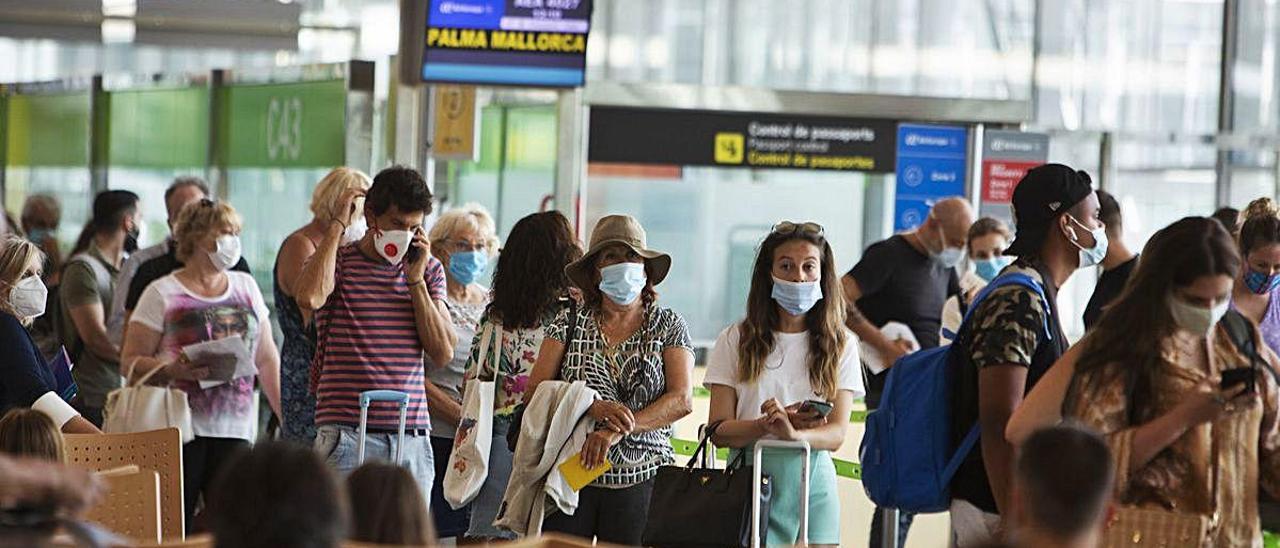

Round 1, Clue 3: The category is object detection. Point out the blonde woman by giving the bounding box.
[423,203,498,539]
[0,408,67,462]
[275,167,371,445]
[0,236,98,434]
[705,222,863,547]
[122,200,281,530]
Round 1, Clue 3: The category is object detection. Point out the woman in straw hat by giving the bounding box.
[526,214,694,545]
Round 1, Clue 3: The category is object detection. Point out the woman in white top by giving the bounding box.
[121,199,281,531]
[704,221,864,547]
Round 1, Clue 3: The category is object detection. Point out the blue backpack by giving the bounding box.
[859,273,1050,513]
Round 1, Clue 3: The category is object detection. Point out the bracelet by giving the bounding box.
[407,278,426,287]
[332,219,348,231]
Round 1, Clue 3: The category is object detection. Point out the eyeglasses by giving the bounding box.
[772,221,825,238]
[449,239,488,253]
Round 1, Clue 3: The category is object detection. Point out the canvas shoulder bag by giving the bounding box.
[444,322,501,509]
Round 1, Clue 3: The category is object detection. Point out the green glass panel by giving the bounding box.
[504,107,555,170]
[108,87,209,168]
[219,80,346,168]
[5,93,91,167]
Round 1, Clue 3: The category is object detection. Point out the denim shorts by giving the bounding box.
[314,424,436,505]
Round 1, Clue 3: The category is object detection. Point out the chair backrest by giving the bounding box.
[86,470,161,544]
[65,428,184,540]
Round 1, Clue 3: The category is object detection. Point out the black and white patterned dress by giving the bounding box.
[546,304,692,488]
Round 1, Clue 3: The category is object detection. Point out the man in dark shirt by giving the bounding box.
[950,164,1103,547]
[1082,190,1137,329]
[842,196,973,548]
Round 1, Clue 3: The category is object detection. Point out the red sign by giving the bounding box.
[981,160,1043,204]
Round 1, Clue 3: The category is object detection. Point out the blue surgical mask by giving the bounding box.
[1068,215,1109,268]
[974,257,1010,283]
[599,262,646,305]
[1244,267,1280,295]
[448,250,488,286]
[771,277,823,316]
[26,228,54,246]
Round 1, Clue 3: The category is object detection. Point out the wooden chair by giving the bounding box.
[84,469,162,544]
[65,428,185,540]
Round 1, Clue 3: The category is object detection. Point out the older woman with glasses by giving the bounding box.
[423,203,500,540]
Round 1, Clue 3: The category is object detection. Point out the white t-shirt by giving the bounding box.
[704,324,864,424]
[130,271,270,442]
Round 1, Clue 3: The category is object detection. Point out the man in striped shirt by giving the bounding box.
[296,166,456,497]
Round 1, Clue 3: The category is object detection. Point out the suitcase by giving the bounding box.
[751,439,811,548]
[355,389,411,464]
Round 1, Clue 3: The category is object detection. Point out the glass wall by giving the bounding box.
[449,105,558,240]
[585,165,874,343]
[104,86,210,247]
[2,91,93,250]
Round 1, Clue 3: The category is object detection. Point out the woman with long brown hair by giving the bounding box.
[1008,217,1280,546]
[704,221,863,547]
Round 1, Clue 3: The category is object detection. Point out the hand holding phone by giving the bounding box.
[1220,367,1256,394]
[800,399,834,418]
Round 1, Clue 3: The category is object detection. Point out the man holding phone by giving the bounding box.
[296,165,457,498]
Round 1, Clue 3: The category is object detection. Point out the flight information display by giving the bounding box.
[420,0,593,87]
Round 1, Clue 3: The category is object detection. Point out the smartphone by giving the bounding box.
[801,399,834,418]
[404,227,423,264]
[1220,367,1256,393]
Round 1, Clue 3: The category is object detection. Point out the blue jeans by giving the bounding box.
[314,424,436,506]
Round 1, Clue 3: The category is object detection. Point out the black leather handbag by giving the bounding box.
[641,422,772,548]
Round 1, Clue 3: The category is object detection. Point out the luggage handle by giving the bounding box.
[357,390,410,465]
[752,439,810,548]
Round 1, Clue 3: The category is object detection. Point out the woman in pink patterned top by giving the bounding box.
[122,199,281,532]
[459,211,582,540]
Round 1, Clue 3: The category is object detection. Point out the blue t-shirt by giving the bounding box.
[0,312,57,414]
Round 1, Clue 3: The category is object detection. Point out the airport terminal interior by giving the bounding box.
[2,1,1280,547]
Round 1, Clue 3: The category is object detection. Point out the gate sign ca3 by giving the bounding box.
[266,96,303,162]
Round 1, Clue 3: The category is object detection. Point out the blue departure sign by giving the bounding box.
[893,123,969,232]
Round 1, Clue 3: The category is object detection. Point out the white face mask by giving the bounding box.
[209,234,241,272]
[1068,215,1109,269]
[1168,296,1230,336]
[342,217,368,245]
[8,275,47,319]
[375,229,413,265]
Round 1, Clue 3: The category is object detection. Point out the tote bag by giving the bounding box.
[444,323,501,509]
[103,359,194,443]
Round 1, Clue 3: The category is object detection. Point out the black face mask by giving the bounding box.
[124,223,140,254]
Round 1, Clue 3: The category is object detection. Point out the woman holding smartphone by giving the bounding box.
[704,221,864,547]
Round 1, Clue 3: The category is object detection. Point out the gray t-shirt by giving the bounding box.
[426,295,487,439]
[62,247,120,408]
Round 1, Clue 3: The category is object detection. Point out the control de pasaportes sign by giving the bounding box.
[588,107,897,173]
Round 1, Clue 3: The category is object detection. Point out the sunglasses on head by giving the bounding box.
[772,221,825,238]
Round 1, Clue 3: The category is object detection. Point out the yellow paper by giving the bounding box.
[558,453,611,491]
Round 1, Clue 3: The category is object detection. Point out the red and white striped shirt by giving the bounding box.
[312,244,447,430]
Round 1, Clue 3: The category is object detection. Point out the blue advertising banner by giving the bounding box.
[894,123,969,232]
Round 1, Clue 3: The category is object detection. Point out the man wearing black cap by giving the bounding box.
[948,164,1104,546]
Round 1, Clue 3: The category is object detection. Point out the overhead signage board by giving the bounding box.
[588,106,897,173]
[893,123,969,232]
[419,0,593,88]
[980,130,1050,222]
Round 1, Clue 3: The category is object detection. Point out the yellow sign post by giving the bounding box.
[431,85,479,160]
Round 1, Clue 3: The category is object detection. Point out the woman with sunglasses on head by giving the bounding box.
[527,214,694,546]
[704,221,863,547]
[422,203,499,540]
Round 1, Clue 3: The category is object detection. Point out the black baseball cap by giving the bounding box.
[1005,164,1095,257]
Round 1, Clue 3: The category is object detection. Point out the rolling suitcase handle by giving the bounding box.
[752,439,811,548]
[357,390,411,465]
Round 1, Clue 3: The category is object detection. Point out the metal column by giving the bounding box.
[1215,0,1240,207]
[554,88,586,234]
[344,60,376,176]
[88,75,108,193]
[206,69,227,198]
